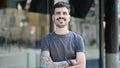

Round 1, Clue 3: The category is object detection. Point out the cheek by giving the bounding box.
[67,15,70,20]
[53,16,58,20]
[66,17,70,22]
[52,17,56,21]
[52,15,57,21]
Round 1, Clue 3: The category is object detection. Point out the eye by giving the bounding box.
[63,12,68,15]
[55,12,60,15]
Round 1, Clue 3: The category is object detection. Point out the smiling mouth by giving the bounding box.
[60,22,63,24]
[57,19,64,22]
[57,18,66,21]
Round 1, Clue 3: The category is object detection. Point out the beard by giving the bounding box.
[55,22,67,28]
[54,17,68,28]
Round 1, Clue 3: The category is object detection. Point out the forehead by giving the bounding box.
[54,7,69,13]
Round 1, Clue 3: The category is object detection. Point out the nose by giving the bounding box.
[59,13,64,17]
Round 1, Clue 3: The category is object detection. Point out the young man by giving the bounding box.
[40,1,86,68]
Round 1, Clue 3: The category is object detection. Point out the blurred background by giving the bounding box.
[0,0,120,68]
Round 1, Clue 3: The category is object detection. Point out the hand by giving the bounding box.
[66,60,77,68]
[71,60,77,65]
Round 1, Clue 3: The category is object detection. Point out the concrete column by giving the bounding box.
[106,53,119,68]
[105,0,119,68]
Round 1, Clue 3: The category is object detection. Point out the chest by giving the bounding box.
[48,37,76,56]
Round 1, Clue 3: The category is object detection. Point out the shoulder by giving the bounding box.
[41,32,54,40]
[70,32,83,39]
[41,32,54,44]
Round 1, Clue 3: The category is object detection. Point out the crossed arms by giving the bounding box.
[40,51,86,68]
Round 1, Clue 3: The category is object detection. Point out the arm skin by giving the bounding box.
[40,51,86,68]
[40,51,69,67]
[67,52,86,68]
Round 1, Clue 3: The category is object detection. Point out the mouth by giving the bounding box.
[60,22,63,24]
[57,18,66,21]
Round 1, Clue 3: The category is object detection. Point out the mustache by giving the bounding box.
[56,17,66,21]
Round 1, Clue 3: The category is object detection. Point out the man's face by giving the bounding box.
[52,7,70,28]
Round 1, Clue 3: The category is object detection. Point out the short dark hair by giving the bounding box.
[53,1,71,13]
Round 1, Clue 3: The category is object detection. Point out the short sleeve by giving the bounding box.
[75,35,85,52]
[40,36,49,51]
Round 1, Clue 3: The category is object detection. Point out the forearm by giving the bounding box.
[54,59,77,66]
[40,56,69,67]
[67,63,85,68]
[67,57,86,68]
[67,59,86,68]
[67,52,86,68]
[40,55,52,66]
[53,59,77,68]
[41,60,69,67]
[54,61,69,67]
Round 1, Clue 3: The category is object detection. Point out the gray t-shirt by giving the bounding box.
[41,31,85,62]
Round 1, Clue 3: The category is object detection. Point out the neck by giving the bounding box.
[55,26,69,35]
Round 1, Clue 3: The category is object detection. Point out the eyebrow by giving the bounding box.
[55,10,68,13]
